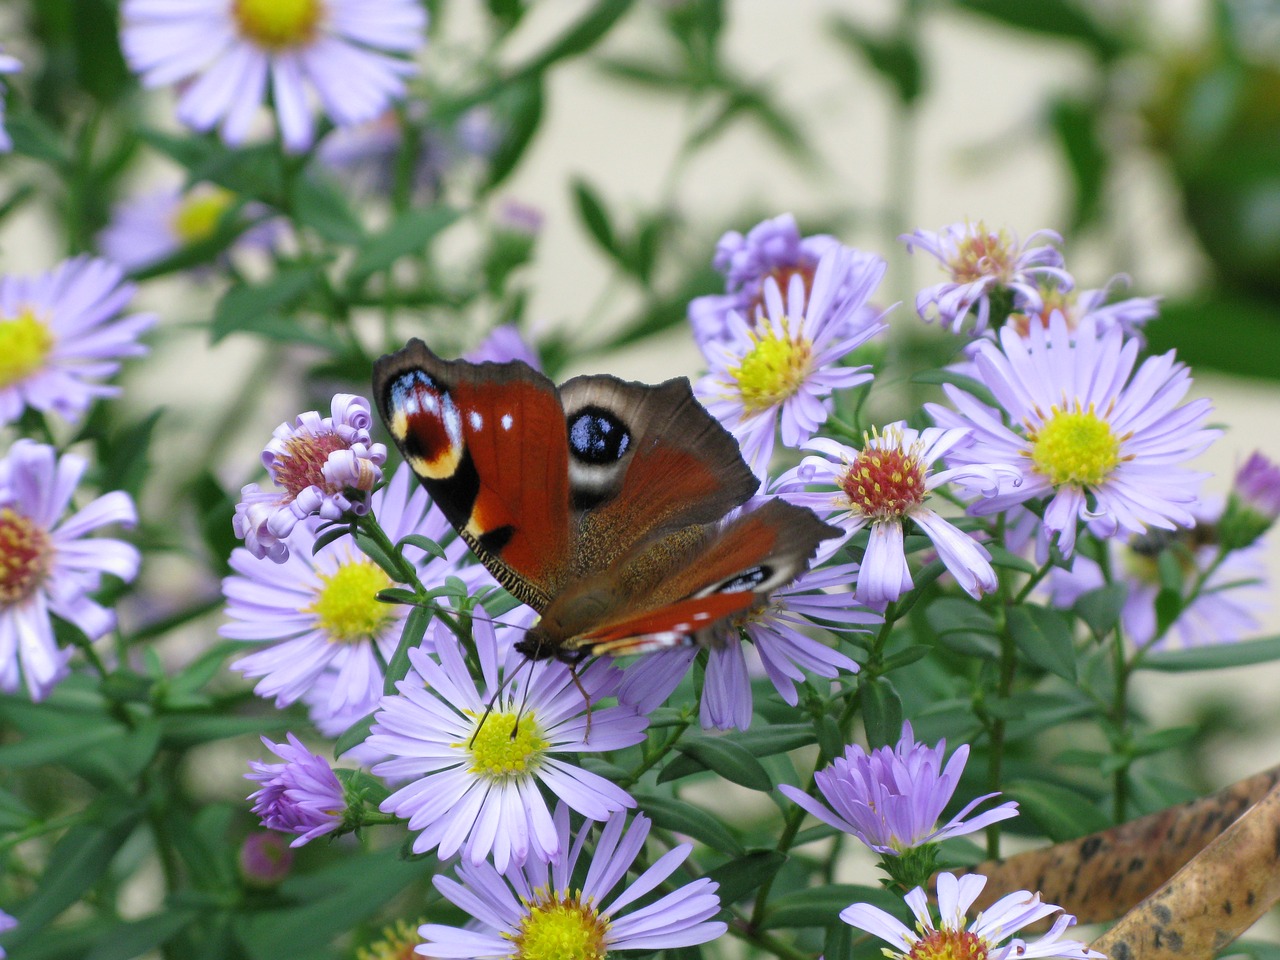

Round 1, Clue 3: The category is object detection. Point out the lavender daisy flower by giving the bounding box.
[619,561,873,730]
[225,462,474,711]
[0,256,154,425]
[903,222,1069,335]
[779,722,1017,856]
[1007,274,1159,343]
[0,908,14,958]
[774,426,1017,604]
[368,619,648,871]
[928,314,1219,558]
[418,803,727,958]
[121,0,426,152]
[246,733,346,846]
[466,323,541,369]
[1049,502,1266,649]
[233,393,386,563]
[98,182,279,272]
[1221,450,1280,549]
[0,47,20,153]
[843,873,1102,960]
[690,212,843,345]
[0,440,140,701]
[696,246,887,478]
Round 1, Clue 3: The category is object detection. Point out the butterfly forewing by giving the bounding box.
[372,339,573,609]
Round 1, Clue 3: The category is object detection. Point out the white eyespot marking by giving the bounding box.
[674,622,691,632]
[501,413,514,430]
[693,612,712,621]
[469,410,484,431]
[441,393,463,449]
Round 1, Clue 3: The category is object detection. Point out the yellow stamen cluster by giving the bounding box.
[1027,404,1124,488]
[731,322,813,413]
[232,0,322,49]
[464,710,549,781]
[0,307,55,388]
[907,927,990,960]
[840,430,927,520]
[0,508,52,607]
[305,559,395,643]
[507,888,610,960]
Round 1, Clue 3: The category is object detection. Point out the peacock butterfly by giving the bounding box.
[371,338,839,663]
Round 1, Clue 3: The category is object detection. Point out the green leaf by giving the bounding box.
[632,793,745,856]
[384,603,433,692]
[910,368,1000,409]
[725,723,816,757]
[1153,585,1183,636]
[1073,582,1128,638]
[4,110,71,167]
[335,711,378,759]
[347,206,459,288]
[514,0,633,76]
[1003,779,1109,842]
[571,177,619,261]
[926,598,1001,659]
[0,788,36,831]
[158,712,293,748]
[0,723,124,767]
[1049,96,1108,231]
[1139,634,1280,671]
[1148,292,1280,381]
[291,175,364,244]
[954,0,1124,60]
[1130,725,1199,757]
[1007,605,1077,681]
[672,737,773,791]
[860,677,903,749]
[985,544,1038,575]
[85,910,203,960]
[704,850,786,906]
[484,76,544,189]
[762,884,901,929]
[211,266,324,343]
[828,16,924,103]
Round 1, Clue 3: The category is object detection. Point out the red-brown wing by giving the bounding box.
[372,339,572,610]
[570,499,840,655]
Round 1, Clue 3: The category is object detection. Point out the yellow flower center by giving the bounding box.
[907,927,990,960]
[946,223,1015,284]
[1008,282,1077,337]
[462,710,549,781]
[0,508,53,606]
[508,889,610,960]
[840,429,927,520]
[1027,405,1124,488]
[356,918,424,960]
[171,187,235,245]
[306,558,394,644]
[0,307,55,388]
[731,322,813,413]
[232,0,322,49]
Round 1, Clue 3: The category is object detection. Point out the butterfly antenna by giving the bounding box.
[568,659,593,744]
[467,654,532,749]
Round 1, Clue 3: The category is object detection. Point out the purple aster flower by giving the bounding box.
[1007,274,1159,343]
[418,803,727,958]
[97,182,279,272]
[121,0,426,152]
[903,222,1070,335]
[928,315,1219,558]
[690,212,845,345]
[465,324,541,369]
[246,733,346,846]
[317,104,498,198]
[225,461,476,711]
[1049,501,1266,649]
[368,618,648,872]
[774,426,1018,604]
[696,246,887,479]
[233,393,387,563]
[619,560,874,730]
[0,47,20,153]
[1221,450,1280,549]
[0,256,154,425]
[779,722,1018,856]
[0,908,14,957]
[0,440,140,701]
[843,873,1102,960]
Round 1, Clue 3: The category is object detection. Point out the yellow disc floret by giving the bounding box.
[0,308,55,388]
[1027,405,1123,488]
[508,889,610,960]
[464,710,549,781]
[233,0,322,49]
[731,323,813,413]
[907,927,990,960]
[0,508,52,606]
[171,187,235,245]
[306,558,394,643]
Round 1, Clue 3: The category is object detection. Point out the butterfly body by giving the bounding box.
[372,338,838,662]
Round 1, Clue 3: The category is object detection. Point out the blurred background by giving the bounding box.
[2,0,1279,813]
